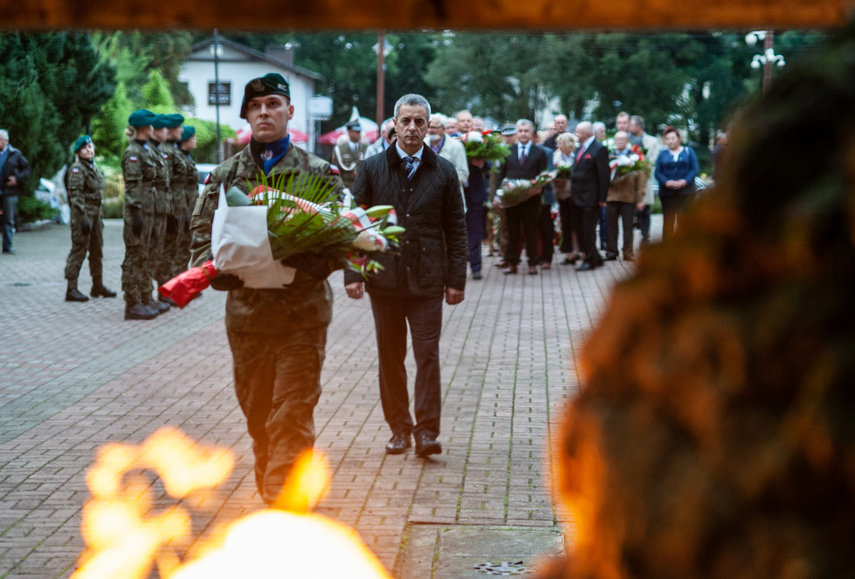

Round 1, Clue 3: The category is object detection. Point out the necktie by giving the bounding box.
[576,145,585,163]
[404,156,417,180]
[519,145,527,165]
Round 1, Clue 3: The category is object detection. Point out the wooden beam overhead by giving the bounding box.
[2,0,852,31]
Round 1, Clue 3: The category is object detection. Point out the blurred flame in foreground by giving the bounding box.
[73,427,391,579]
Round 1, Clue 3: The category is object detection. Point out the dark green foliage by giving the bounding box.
[0,32,116,196]
[17,196,59,223]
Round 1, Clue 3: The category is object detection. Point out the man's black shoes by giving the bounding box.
[472,271,482,280]
[385,433,411,454]
[576,261,596,272]
[415,435,442,457]
[65,288,89,302]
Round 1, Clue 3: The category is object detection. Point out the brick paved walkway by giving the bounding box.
[0,218,656,577]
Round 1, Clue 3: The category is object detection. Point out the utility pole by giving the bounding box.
[213,29,222,163]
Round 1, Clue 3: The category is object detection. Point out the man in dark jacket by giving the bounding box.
[570,121,610,271]
[0,129,32,254]
[497,120,549,275]
[344,94,467,458]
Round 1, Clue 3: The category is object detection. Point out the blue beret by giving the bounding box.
[162,113,185,128]
[73,135,92,153]
[240,73,291,119]
[128,109,157,127]
[180,126,196,141]
[152,115,170,129]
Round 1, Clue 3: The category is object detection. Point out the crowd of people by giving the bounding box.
[335,108,709,275]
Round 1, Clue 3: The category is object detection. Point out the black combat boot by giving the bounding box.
[91,278,117,298]
[158,294,178,307]
[125,302,158,320]
[144,297,170,313]
[66,281,89,302]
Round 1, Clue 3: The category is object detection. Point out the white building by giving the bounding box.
[179,38,325,149]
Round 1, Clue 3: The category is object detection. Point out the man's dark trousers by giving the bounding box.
[576,205,601,264]
[506,195,541,266]
[2,195,17,251]
[370,293,443,440]
[465,201,484,273]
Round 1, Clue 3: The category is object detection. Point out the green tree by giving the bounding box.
[142,69,175,111]
[0,32,115,196]
[91,81,135,160]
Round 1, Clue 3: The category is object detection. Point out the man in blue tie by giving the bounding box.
[344,94,468,458]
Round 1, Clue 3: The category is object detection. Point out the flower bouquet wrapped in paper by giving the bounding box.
[609,145,652,181]
[464,131,511,165]
[159,173,403,308]
[554,162,572,179]
[495,178,542,208]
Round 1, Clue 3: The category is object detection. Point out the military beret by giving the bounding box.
[346,119,363,132]
[162,113,185,128]
[128,109,157,127]
[180,126,196,141]
[152,115,170,129]
[72,135,92,153]
[240,73,291,119]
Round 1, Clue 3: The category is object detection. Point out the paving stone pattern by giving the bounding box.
[0,219,655,578]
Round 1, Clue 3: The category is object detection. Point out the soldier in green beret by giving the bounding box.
[146,115,172,314]
[190,73,346,505]
[158,113,187,302]
[332,118,368,190]
[121,109,159,320]
[177,126,198,276]
[63,135,116,302]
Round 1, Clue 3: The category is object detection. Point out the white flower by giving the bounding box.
[353,230,388,252]
[466,131,483,142]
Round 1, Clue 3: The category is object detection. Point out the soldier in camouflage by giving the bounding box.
[190,73,345,505]
[64,135,116,302]
[147,115,172,314]
[177,126,198,276]
[121,110,159,320]
[159,113,188,303]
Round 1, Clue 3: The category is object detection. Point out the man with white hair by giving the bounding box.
[570,121,610,271]
[0,129,31,255]
[427,114,469,197]
[591,121,609,250]
[366,118,395,158]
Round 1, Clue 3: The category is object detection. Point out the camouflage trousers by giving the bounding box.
[121,209,154,305]
[175,211,192,278]
[146,213,168,297]
[156,211,182,285]
[227,325,328,504]
[65,204,103,283]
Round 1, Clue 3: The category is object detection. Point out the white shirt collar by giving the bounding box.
[396,142,424,161]
[582,135,595,149]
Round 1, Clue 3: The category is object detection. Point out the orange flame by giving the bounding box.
[73,427,390,579]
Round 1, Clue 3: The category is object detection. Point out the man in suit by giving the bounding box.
[332,119,368,189]
[497,119,548,275]
[345,94,467,458]
[571,121,610,271]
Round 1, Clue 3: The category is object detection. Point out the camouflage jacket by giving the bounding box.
[121,140,156,213]
[66,158,105,212]
[163,141,188,216]
[190,144,345,334]
[332,140,368,188]
[149,140,172,215]
[181,150,199,213]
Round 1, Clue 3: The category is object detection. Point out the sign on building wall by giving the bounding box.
[208,82,231,106]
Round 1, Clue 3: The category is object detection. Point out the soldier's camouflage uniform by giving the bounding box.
[121,140,157,305]
[177,148,198,275]
[162,141,188,279]
[190,144,343,504]
[64,158,106,286]
[148,140,172,294]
